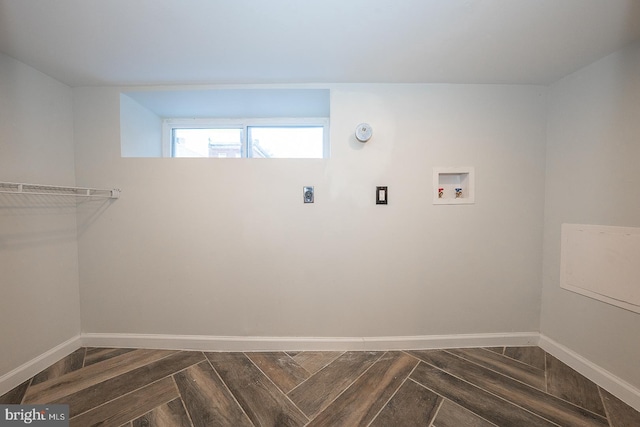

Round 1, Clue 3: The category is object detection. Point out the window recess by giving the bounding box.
[121,88,330,158]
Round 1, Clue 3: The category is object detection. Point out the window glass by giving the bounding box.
[173,128,242,158]
[248,127,324,159]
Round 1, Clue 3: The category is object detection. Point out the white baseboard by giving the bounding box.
[0,335,81,397]
[361,332,539,351]
[539,334,640,412]
[80,331,539,352]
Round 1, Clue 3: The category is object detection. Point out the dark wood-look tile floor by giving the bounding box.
[1,346,639,427]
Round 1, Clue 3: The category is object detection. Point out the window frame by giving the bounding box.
[162,118,330,159]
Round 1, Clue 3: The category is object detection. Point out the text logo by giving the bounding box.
[0,405,68,426]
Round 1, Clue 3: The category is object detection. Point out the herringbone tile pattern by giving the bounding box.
[1,346,639,426]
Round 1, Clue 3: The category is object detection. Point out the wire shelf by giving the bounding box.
[0,182,120,199]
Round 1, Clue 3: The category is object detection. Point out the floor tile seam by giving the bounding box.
[240,351,310,423]
[282,351,304,373]
[66,352,204,420]
[245,352,310,393]
[542,354,610,420]
[161,356,211,384]
[170,373,198,427]
[111,390,178,426]
[276,351,311,375]
[300,350,388,422]
[544,351,549,393]
[116,378,185,427]
[442,349,610,423]
[310,351,345,375]
[66,348,85,376]
[485,347,506,355]
[545,387,611,421]
[31,356,67,387]
[408,378,499,427]
[444,348,547,392]
[294,351,345,377]
[81,347,88,369]
[413,360,565,427]
[203,354,256,427]
[427,397,444,427]
[481,347,546,374]
[364,359,420,427]
[83,348,138,368]
[290,359,314,378]
[81,347,178,372]
[68,376,178,422]
[83,349,129,369]
[26,348,180,401]
[286,350,347,396]
[80,348,87,369]
[465,348,546,377]
[19,377,34,405]
[47,347,88,375]
[596,386,614,427]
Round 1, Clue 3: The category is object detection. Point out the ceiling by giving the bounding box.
[1,0,640,87]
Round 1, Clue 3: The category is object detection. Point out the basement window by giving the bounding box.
[120,88,330,158]
[163,119,329,159]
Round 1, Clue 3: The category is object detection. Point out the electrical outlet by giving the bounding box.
[303,186,314,203]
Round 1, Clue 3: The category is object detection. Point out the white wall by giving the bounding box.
[542,42,640,388]
[0,53,80,377]
[120,94,162,157]
[74,84,547,338]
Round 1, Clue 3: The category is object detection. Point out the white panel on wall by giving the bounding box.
[560,223,640,313]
